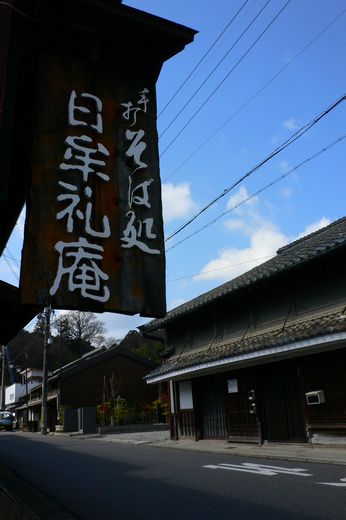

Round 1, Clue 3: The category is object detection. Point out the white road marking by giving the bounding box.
[203,462,313,477]
[318,478,346,487]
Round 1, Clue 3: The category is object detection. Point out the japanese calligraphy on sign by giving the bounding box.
[49,90,111,303]
[20,55,166,316]
[120,88,160,255]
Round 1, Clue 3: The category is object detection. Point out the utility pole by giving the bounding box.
[0,346,5,410]
[25,353,29,429]
[41,306,51,434]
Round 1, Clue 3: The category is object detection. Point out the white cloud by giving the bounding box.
[194,214,330,284]
[162,182,197,223]
[224,219,246,231]
[297,217,330,239]
[168,298,186,310]
[97,313,149,341]
[272,117,300,144]
[271,131,281,145]
[49,310,148,342]
[280,187,293,199]
[16,206,26,240]
[226,186,259,213]
[279,160,291,174]
[283,117,299,130]
[194,222,287,282]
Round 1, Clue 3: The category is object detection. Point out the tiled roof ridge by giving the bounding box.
[51,343,157,378]
[276,216,346,254]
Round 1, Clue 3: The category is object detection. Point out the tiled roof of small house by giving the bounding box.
[145,305,346,381]
[50,345,157,381]
[141,216,346,332]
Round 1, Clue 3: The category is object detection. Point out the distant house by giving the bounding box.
[142,217,346,445]
[5,368,43,410]
[16,346,158,432]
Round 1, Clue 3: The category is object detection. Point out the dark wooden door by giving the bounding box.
[225,375,260,442]
[198,376,227,439]
[260,367,306,442]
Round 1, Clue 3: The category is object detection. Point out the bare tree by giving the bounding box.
[55,311,106,343]
[54,311,107,358]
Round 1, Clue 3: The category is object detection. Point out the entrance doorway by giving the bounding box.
[260,366,306,442]
[198,376,227,439]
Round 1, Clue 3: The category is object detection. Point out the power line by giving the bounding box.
[167,254,274,282]
[2,257,19,281]
[159,0,271,138]
[2,254,20,264]
[0,1,37,22]
[160,0,291,158]
[4,247,20,264]
[158,0,250,119]
[165,93,346,243]
[1,247,21,281]
[166,133,346,252]
[2,248,20,281]
[164,8,346,182]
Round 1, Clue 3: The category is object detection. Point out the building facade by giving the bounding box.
[143,217,346,444]
[5,368,43,409]
[16,346,158,432]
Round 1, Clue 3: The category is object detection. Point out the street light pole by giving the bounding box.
[41,306,51,434]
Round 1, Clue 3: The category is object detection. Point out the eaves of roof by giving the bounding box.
[141,216,346,332]
[145,305,346,382]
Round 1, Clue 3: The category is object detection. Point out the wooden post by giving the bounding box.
[40,305,51,434]
[0,346,6,409]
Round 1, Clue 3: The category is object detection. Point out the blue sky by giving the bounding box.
[1,0,345,340]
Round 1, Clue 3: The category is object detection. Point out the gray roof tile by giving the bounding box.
[146,305,346,380]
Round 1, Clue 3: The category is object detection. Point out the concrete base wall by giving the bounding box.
[312,434,346,445]
[100,423,169,434]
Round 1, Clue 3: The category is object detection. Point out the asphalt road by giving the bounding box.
[0,432,345,520]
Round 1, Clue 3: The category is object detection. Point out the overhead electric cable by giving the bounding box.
[4,247,20,264]
[2,256,19,281]
[2,254,20,264]
[164,8,346,181]
[166,133,346,252]
[160,0,271,138]
[0,1,37,22]
[158,0,250,119]
[165,93,346,243]
[160,0,291,158]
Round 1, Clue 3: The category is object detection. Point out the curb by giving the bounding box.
[139,440,346,466]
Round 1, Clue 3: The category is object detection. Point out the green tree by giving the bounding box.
[119,330,163,364]
[33,313,45,336]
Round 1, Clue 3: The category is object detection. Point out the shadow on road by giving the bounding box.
[0,432,339,520]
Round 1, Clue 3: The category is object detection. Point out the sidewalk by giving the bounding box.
[80,430,346,465]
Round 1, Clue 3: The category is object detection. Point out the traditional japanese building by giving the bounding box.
[142,217,346,445]
[16,345,159,432]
